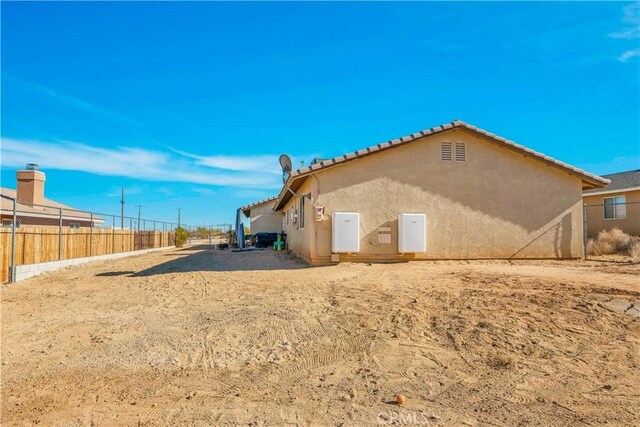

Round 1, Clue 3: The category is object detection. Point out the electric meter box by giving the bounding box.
[398,213,427,253]
[332,212,360,253]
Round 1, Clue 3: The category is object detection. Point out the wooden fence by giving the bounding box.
[1,227,176,282]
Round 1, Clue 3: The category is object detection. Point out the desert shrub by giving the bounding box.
[175,226,189,247]
[588,228,632,255]
[488,352,514,369]
[598,228,631,251]
[587,238,613,255]
[628,237,640,261]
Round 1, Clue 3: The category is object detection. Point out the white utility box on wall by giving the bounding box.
[332,212,360,253]
[398,213,426,253]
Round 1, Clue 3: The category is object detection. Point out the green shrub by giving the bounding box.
[175,226,189,247]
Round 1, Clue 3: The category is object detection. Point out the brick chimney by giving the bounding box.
[16,163,46,206]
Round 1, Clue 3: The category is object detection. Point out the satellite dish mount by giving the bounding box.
[279,154,292,184]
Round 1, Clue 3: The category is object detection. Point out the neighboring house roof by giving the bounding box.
[274,119,610,211]
[240,196,278,217]
[583,169,640,196]
[0,187,104,223]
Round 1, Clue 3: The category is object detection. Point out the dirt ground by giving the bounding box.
[1,246,639,426]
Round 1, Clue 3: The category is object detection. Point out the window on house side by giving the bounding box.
[299,197,305,229]
[604,196,626,219]
[2,219,20,228]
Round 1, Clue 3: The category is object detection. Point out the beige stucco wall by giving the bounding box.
[583,190,640,237]
[281,179,315,262]
[281,128,586,263]
[247,202,282,234]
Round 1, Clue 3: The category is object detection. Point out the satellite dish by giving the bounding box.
[279,154,292,173]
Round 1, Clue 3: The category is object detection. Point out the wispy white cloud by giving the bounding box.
[609,3,640,39]
[610,27,640,40]
[174,150,282,174]
[5,74,142,127]
[1,137,286,189]
[609,3,639,62]
[619,47,640,62]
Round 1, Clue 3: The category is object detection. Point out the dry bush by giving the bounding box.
[628,237,640,261]
[588,228,633,256]
[587,238,613,255]
[488,352,514,369]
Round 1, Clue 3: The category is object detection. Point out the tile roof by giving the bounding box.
[583,169,640,194]
[274,119,610,211]
[0,187,104,222]
[240,196,278,216]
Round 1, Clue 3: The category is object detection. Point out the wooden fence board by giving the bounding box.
[1,228,175,282]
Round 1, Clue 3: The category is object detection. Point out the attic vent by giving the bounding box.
[441,142,452,161]
[455,142,466,162]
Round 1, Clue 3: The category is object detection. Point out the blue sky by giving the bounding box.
[1,1,639,226]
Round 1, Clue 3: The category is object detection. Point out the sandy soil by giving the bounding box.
[1,246,639,426]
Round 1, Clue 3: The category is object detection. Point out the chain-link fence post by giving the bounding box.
[130,217,133,251]
[58,208,63,260]
[112,215,116,253]
[10,198,17,282]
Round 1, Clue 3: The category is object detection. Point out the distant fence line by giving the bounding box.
[0,195,232,282]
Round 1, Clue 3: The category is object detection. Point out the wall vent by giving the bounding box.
[455,142,466,162]
[441,142,452,161]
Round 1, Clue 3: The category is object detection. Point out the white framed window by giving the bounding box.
[604,196,626,219]
[299,197,305,229]
[2,219,21,228]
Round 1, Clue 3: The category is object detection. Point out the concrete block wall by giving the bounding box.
[12,246,175,282]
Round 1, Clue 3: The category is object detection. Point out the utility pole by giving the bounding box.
[120,187,125,229]
[177,208,182,228]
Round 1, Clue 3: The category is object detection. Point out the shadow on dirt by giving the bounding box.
[95,271,135,277]
[127,245,308,276]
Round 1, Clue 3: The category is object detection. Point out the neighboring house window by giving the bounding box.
[441,142,452,161]
[455,142,466,162]
[604,196,626,219]
[69,222,80,229]
[2,219,20,228]
[299,197,305,229]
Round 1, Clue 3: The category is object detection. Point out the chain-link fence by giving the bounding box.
[181,225,233,246]
[584,201,640,261]
[0,195,231,282]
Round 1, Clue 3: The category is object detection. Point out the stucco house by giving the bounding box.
[583,169,639,237]
[1,165,103,228]
[240,196,281,234]
[272,120,609,264]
